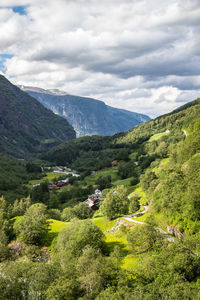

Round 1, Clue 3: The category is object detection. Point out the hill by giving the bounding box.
[41,98,200,172]
[0,76,76,158]
[41,98,200,233]
[1,97,200,299]
[20,86,150,137]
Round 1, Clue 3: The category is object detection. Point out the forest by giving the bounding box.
[0,98,200,299]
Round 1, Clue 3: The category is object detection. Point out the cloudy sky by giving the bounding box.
[0,0,200,117]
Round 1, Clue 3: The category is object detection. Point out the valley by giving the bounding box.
[0,76,200,299]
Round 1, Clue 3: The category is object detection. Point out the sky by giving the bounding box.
[0,0,200,118]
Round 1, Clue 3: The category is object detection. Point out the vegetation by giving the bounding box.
[1,97,200,298]
[0,75,75,158]
[101,185,129,219]
[14,203,49,245]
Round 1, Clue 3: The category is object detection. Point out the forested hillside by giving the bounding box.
[0,75,76,158]
[0,98,200,299]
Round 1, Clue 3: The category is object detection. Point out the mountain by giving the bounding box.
[41,97,200,173]
[0,75,76,158]
[1,96,200,299]
[19,86,151,137]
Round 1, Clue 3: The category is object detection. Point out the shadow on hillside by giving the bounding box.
[43,232,58,247]
[104,240,129,257]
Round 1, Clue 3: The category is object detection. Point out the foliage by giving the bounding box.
[127,223,163,253]
[47,208,61,220]
[0,75,75,158]
[101,185,129,219]
[56,219,105,257]
[61,202,93,221]
[96,175,112,190]
[9,196,31,218]
[30,181,50,205]
[0,155,32,203]
[0,261,59,300]
[118,161,138,179]
[14,203,49,245]
[129,195,140,213]
[0,197,9,261]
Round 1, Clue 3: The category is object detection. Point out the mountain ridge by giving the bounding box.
[20,86,151,137]
[0,75,76,158]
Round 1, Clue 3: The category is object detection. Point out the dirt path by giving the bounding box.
[106,205,175,243]
[122,211,175,243]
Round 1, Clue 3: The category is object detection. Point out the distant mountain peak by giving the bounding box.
[20,85,151,137]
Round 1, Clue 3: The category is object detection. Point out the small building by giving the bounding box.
[85,189,102,210]
[32,183,41,188]
[56,178,69,188]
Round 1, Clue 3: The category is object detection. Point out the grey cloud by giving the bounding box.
[2,0,200,118]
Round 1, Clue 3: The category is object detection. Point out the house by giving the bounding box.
[55,178,69,188]
[85,189,102,210]
[32,183,41,188]
[95,189,101,196]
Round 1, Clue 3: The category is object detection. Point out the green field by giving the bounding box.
[112,177,133,187]
[45,219,68,247]
[148,131,169,142]
[92,216,116,232]
[83,167,119,186]
[28,172,67,186]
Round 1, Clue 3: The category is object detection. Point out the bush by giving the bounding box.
[14,203,49,245]
[101,185,129,219]
[56,219,104,257]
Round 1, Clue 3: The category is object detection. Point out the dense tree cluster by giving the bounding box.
[101,185,129,219]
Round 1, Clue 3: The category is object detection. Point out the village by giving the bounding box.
[32,165,102,210]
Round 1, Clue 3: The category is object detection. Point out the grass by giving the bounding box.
[45,216,147,271]
[45,219,68,247]
[112,177,133,187]
[148,131,169,142]
[153,213,170,231]
[93,215,143,271]
[129,152,137,160]
[105,225,145,271]
[122,254,140,270]
[48,219,68,233]
[153,158,169,175]
[129,186,147,205]
[132,212,151,222]
[83,167,119,186]
[182,128,189,136]
[105,229,128,254]
[92,216,116,232]
[28,171,66,186]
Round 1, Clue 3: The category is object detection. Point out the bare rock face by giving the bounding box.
[21,86,151,137]
[167,225,184,238]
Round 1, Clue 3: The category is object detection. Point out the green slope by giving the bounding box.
[0,75,76,158]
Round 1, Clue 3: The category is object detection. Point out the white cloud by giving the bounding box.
[1,0,200,118]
